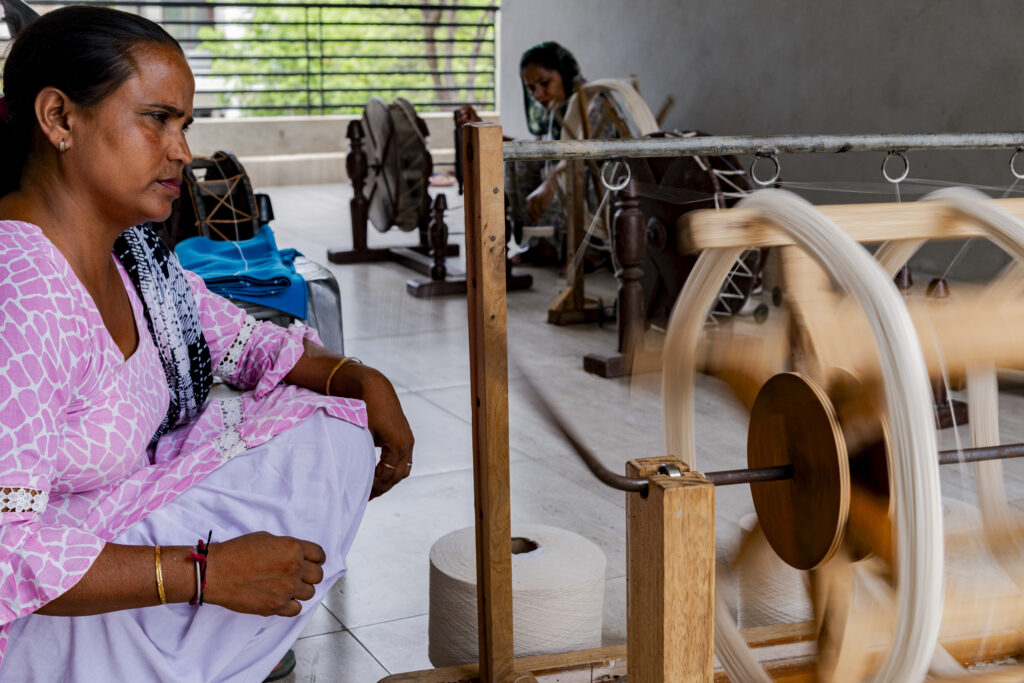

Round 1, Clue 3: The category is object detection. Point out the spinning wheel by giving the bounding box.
[327,97,460,288]
[332,98,532,298]
[1,0,38,37]
[584,137,764,378]
[363,96,432,234]
[548,79,660,327]
[387,123,1024,683]
[152,150,270,249]
[625,133,760,322]
[663,188,1024,681]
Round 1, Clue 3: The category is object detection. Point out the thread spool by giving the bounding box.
[428,524,606,667]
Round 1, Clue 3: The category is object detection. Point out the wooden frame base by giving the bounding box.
[582,351,628,378]
[327,244,459,277]
[547,291,613,326]
[407,271,533,298]
[378,646,627,683]
[379,620,1024,683]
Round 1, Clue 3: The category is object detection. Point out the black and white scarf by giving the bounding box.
[114,226,213,443]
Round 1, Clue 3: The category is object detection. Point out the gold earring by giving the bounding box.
[58,139,66,153]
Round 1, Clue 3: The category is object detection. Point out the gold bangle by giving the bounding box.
[155,545,167,605]
[325,356,361,397]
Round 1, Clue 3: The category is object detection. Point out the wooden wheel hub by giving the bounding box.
[748,372,850,570]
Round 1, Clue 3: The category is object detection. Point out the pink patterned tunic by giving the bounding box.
[0,220,367,666]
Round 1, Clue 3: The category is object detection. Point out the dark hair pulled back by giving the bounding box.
[519,41,582,138]
[0,6,181,197]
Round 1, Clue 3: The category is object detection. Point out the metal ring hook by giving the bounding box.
[1010,145,1024,181]
[600,158,631,192]
[882,149,910,184]
[750,149,781,187]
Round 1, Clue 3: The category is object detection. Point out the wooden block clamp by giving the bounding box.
[627,457,715,683]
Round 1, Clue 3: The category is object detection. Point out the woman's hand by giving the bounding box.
[455,105,482,127]
[526,177,557,223]
[285,342,415,499]
[204,532,326,617]
[35,538,328,618]
[356,365,414,499]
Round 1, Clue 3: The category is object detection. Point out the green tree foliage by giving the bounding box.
[195,0,498,116]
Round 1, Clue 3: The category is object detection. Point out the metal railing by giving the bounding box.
[1,0,500,118]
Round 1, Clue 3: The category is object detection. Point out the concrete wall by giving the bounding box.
[187,111,498,188]
[499,0,1024,277]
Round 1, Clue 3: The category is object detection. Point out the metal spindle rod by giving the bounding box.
[673,442,1024,492]
[522,375,1024,494]
[503,132,1024,162]
[704,465,795,487]
[936,443,1024,466]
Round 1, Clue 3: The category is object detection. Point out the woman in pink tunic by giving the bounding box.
[0,6,414,681]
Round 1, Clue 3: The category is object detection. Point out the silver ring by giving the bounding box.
[600,159,631,192]
[750,150,780,187]
[882,149,910,184]
[1010,146,1024,181]
[405,462,413,468]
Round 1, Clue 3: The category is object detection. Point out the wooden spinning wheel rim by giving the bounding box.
[363,96,432,233]
[748,372,851,571]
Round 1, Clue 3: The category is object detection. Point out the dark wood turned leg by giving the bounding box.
[347,120,368,253]
[614,183,646,359]
[584,180,645,378]
[406,193,470,297]
[428,194,448,281]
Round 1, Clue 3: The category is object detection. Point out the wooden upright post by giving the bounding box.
[567,157,586,312]
[626,456,715,682]
[583,180,646,377]
[463,122,515,683]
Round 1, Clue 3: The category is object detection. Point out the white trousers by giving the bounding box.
[1,412,375,683]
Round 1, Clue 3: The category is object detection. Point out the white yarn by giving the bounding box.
[561,79,660,140]
[663,189,943,683]
[920,188,1024,587]
[427,524,606,667]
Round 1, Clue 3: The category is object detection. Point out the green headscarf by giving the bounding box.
[520,41,582,139]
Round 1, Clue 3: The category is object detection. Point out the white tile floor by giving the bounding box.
[260,183,1024,681]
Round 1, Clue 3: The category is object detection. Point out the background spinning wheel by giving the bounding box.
[327,97,462,287]
[583,133,765,379]
[624,133,762,324]
[363,96,432,234]
[666,188,1024,681]
[152,150,271,249]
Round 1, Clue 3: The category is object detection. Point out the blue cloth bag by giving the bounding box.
[175,225,308,319]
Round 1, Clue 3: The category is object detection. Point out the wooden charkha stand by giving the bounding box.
[383,126,1024,682]
[381,124,715,683]
[327,116,461,282]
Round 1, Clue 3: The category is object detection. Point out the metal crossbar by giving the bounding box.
[503,132,1024,161]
